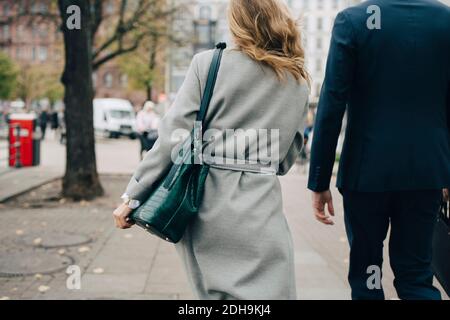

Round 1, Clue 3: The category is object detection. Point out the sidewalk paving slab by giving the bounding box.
[0,167,63,203]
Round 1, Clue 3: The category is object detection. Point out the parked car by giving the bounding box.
[93,98,137,139]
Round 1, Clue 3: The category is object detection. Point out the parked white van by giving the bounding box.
[93,98,137,139]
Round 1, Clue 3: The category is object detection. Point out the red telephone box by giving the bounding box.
[9,114,41,167]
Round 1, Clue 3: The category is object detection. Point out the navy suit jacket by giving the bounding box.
[308,0,450,192]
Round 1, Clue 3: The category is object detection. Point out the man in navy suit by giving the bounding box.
[308,0,450,300]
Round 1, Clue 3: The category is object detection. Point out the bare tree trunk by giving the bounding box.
[146,36,158,102]
[59,0,103,200]
[146,84,152,102]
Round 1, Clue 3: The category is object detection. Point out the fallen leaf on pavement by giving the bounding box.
[38,285,50,293]
[80,200,89,207]
[78,246,90,253]
[15,230,24,236]
[33,238,43,246]
[93,268,104,274]
[57,249,66,255]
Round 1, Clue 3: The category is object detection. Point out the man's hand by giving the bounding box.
[113,203,134,229]
[312,190,335,225]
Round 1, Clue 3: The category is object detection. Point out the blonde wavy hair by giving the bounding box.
[228,0,310,85]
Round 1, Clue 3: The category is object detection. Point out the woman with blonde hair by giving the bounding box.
[114,0,310,300]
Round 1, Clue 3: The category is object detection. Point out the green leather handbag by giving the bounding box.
[130,43,226,243]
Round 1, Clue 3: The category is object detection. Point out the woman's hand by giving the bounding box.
[113,203,135,229]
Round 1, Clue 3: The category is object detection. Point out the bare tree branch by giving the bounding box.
[92,33,146,70]
[92,0,167,61]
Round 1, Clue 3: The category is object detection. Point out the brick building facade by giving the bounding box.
[0,0,149,107]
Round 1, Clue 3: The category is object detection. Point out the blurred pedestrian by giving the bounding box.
[39,108,49,140]
[50,110,59,139]
[4,110,10,124]
[58,109,66,145]
[136,101,160,158]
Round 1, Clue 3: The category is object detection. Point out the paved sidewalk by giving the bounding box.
[0,170,448,300]
[0,167,63,203]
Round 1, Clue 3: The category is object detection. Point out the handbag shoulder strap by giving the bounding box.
[196,42,227,126]
[162,43,226,189]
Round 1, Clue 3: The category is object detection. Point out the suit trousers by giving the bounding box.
[341,189,442,300]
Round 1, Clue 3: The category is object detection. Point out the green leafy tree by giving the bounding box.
[0,53,18,100]
[14,64,63,109]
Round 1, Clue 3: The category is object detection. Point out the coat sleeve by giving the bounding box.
[307,10,357,192]
[124,55,202,202]
[277,96,309,176]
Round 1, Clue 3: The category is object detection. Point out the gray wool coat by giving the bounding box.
[125,48,310,300]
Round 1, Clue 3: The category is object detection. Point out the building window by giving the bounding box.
[316,38,323,50]
[197,24,211,44]
[17,25,25,38]
[194,20,216,51]
[38,46,48,61]
[317,17,323,31]
[31,2,48,14]
[104,72,113,88]
[3,3,10,16]
[19,0,26,14]
[39,24,48,39]
[317,0,324,10]
[32,25,39,38]
[303,17,308,31]
[315,59,322,73]
[31,3,39,13]
[303,37,309,51]
[120,74,128,88]
[2,25,10,39]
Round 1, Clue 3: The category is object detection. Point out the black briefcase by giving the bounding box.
[432,201,450,296]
